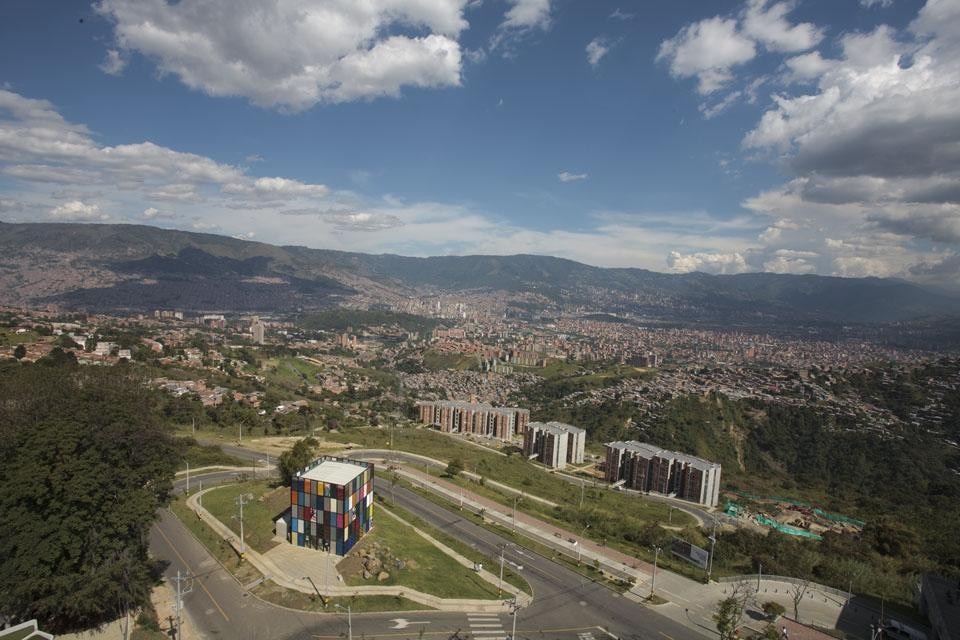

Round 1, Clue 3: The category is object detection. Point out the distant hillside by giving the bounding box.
[1,221,958,322]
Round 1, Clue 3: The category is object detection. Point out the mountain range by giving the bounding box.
[2,221,958,324]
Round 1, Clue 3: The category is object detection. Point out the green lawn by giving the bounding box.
[326,426,695,539]
[422,350,475,371]
[339,505,501,599]
[374,496,531,595]
[253,581,430,612]
[197,480,285,554]
[169,493,262,585]
[262,356,322,393]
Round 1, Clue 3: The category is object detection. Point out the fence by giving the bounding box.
[718,574,850,602]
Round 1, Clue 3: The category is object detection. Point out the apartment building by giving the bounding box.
[605,440,721,507]
[416,400,530,441]
[523,421,586,470]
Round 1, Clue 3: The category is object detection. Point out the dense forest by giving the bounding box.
[0,360,180,632]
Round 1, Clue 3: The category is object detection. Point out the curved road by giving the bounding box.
[155,450,706,640]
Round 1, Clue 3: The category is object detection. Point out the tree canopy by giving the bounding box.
[0,363,179,633]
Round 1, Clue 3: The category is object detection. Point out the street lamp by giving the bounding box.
[575,524,590,564]
[334,604,352,640]
[650,546,662,597]
[235,493,253,555]
[508,599,521,640]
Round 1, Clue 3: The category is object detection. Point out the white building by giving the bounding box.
[522,421,586,470]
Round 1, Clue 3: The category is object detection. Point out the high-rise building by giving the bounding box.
[250,316,265,344]
[605,441,721,507]
[288,457,373,556]
[522,421,586,469]
[416,400,529,441]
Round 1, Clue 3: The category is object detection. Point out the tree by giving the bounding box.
[789,579,811,621]
[713,596,743,640]
[13,344,26,360]
[0,365,179,633]
[713,581,753,640]
[444,457,464,478]
[762,601,786,620]
[278,437,318,486]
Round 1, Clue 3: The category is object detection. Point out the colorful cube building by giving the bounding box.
[289,456,374,556]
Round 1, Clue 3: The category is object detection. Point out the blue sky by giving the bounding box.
[1,0,959,286]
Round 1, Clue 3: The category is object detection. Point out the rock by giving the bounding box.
[362,570,372,580]
[377,571,390,582]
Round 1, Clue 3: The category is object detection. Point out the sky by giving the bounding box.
[1,0,959,288]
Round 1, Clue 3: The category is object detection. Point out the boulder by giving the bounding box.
[377,571,390,582]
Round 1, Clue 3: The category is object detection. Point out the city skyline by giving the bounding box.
[1,0,959,287]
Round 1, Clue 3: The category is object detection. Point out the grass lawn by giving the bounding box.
[338,505,501,599]
[176,438,248,471]
[326,426,695,536]
[422,350,474,371]
[253,581,430,613]
[196,480,287,554]
[377,497,531,595]
[168,493,262,585]
[262,356,322,393]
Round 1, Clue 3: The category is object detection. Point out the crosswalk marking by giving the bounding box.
[578,633,596,640]
[467,612,506,640]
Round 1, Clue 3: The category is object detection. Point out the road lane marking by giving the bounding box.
[659,632,675,640]
[156,520,231,622]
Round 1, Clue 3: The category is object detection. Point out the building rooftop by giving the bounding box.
[530,421,585,436]
[301,459,366,485]
[609,440,720,471]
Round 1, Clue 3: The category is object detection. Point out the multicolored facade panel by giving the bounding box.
[288,456,374,556]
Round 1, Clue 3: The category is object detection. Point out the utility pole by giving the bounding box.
[172,570,193,640]
[650,546,662,597]
[235,493,252,555]
[191,416,195,436]
[185,461,190,494]
[758,561,763,591]
[509,600,520,640]
[198,480,202,507]
[512,496,518,531]
[499,544,505,597]
[336,604,352,640]
[579,481,585,510]
[707,516,718,583]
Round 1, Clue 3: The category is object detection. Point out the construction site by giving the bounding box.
[723,490,865,541]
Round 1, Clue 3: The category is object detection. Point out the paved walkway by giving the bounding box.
[183,487,528,613]
[378,462,854,639]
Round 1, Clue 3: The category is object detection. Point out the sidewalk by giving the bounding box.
[183,487,527,612]
[384,463,852,639]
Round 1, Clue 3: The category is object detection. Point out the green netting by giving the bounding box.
[724,501,744,517]
[754,514,823,540]
[730,490,865,527]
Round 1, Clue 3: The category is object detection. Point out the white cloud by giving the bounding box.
[657,17,756,94]
[609,8,634,21]
[742,0,824,53]
[99,49,128,75]
[558,171,588,183]
[501,0,552,31]
[860,0,893,8]
[143,206,176,220]
[50,200,108,221]
[586,37,611,68]
[784,51,833,81]
[667,250,750,274]
[699,91,742,119]
[96,0,468,111]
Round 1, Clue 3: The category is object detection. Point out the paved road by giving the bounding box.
[385,480,702,640]
[157,463,706,640]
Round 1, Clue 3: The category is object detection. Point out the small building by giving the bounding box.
[523,421,586,470]
[289,456,373,556]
